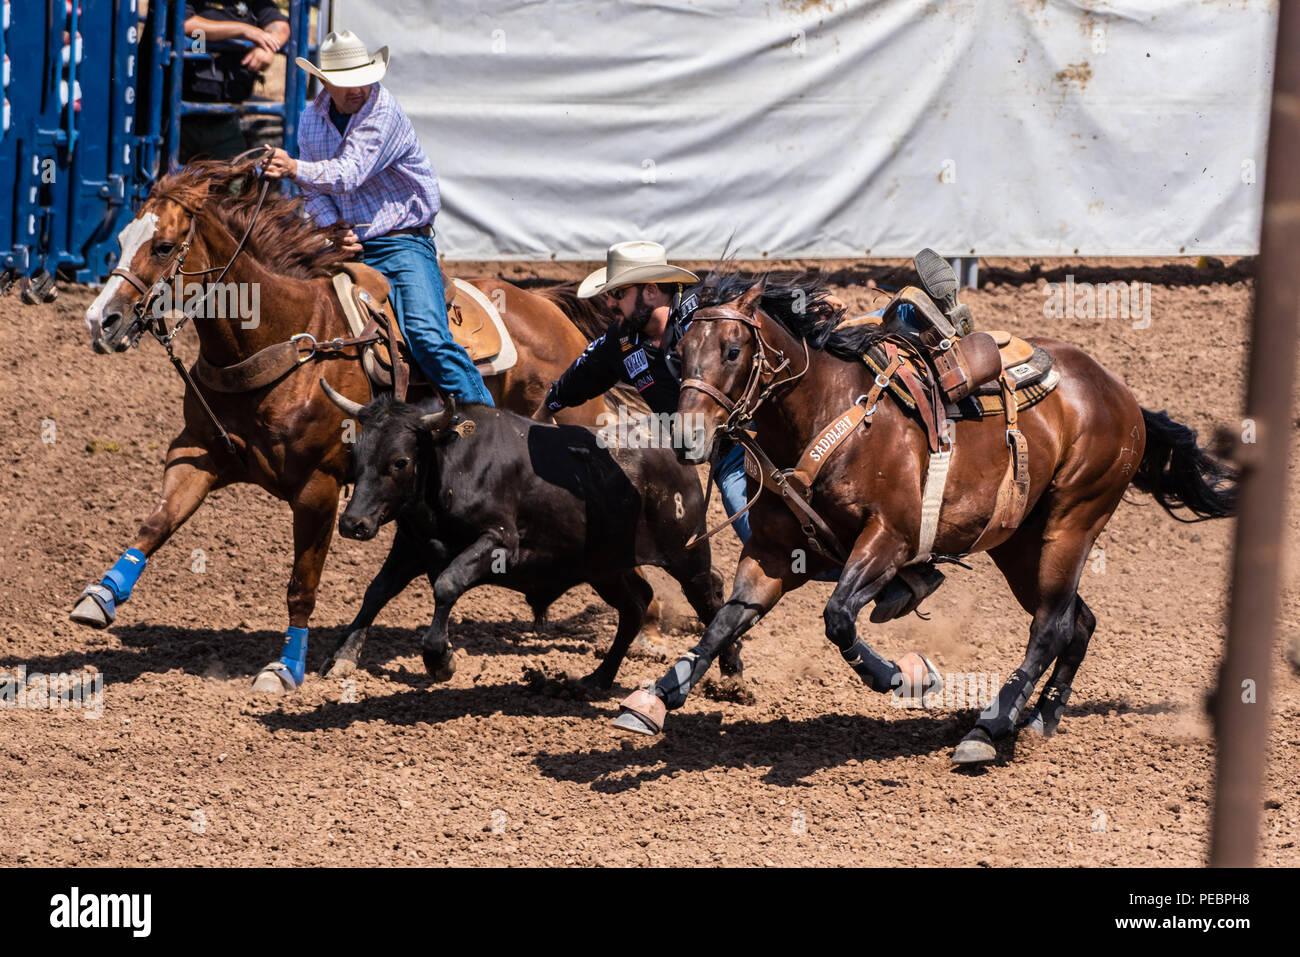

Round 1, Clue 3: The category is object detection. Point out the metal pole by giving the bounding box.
[1210,1,1300,868]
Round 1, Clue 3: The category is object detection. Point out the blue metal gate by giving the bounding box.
[1,0,320,298]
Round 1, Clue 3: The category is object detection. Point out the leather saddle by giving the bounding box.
[851,286,1059,423]
[331,264,518,398]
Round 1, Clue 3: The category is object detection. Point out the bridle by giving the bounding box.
[109,163,274,457]
[678,302,809,437]
[112,177,271,351]
[679,300,899,566]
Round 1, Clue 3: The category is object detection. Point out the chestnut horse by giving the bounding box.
[71,159,637,692]
[614,274,1235,765]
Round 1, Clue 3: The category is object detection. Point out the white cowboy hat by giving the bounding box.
[295,31,389,88]
[577,241,700,299]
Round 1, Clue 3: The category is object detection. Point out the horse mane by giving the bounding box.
[694,264,892,362]
[147,159,353,279]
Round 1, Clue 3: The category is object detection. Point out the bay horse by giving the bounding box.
[613,274,1235,765]
[70,158,663,693]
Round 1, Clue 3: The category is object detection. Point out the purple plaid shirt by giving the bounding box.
[293,84,440,241]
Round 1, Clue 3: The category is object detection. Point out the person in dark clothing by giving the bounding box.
[180,1,290,162]
[542,241,756,541]
[544,241,952,621]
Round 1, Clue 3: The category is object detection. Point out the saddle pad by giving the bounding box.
[449,278,518,376]
[860,337,1060,422]
[859,340,924,412]
[960,368,1061,419]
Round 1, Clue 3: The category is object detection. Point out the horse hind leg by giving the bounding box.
[1022,597,1096,738]
[954,496,1115,765]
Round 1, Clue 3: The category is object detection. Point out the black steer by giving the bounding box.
[319,382,730,695]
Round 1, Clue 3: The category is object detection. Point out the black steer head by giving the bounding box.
[321,380,462,541]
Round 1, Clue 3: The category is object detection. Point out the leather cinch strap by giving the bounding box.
[969,370,1032,551]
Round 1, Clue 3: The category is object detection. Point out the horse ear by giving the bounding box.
[737,278,766,316]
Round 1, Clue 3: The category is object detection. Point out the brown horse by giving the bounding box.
[613,273,1235,765]
[70,159,635,692]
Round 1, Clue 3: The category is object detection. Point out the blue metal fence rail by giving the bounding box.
[2,0,320,297]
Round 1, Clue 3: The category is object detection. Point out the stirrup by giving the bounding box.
[914,248,976,335]
[913,248,959,314]
[869,564,946,623]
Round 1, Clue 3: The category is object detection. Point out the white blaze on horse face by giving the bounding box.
[85,211,160,339]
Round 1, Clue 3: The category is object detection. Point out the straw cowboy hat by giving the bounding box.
[295,31,389,88]
[577,241,700,299]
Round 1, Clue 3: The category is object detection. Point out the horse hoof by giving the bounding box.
[952,728,996,765]
[252,662,298,695]
[69,595,112,629]
[612,709,661,736]
[1022,709,1049,737]
[324,658,356,679]
[252,672,288,695]
[894,652,942,704]
[611,689,665,736]
[424,651,456,682]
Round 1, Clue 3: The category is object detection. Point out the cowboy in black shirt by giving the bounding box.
[544,288,695,416]
[181,1,290,162]
[542,241,760,541]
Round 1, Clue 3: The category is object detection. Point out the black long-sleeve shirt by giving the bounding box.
[544,293,699,415]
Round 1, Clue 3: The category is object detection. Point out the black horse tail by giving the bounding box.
[1131,408,1237,521]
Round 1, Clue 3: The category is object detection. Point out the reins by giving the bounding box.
[110,156,376,460]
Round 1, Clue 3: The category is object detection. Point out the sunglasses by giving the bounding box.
[604,285,639,304]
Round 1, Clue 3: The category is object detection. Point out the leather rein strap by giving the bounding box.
[192,317,387,393]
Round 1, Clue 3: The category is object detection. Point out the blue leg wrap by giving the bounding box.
[279,627,309,687]
[101,548,147,604]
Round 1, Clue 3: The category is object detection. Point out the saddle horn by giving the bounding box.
[319,378,365,418]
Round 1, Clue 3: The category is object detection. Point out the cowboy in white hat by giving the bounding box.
[261,30,494,409]
[542,242,755,542]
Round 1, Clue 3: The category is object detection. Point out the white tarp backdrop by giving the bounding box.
[339,0,1276,261]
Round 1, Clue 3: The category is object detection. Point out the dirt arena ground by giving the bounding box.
[1,258,1297,867]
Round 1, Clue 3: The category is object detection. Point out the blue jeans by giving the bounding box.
[711,444,752,544]
[714,443,840,581]
[360,234,495,406]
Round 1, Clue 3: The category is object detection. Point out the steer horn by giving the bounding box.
[319,378,364,418]
[417,409,451,432]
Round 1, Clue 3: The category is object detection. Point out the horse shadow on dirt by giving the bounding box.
[256,680,615,734]
[530,695,1189,790]
[15,604,622,689]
